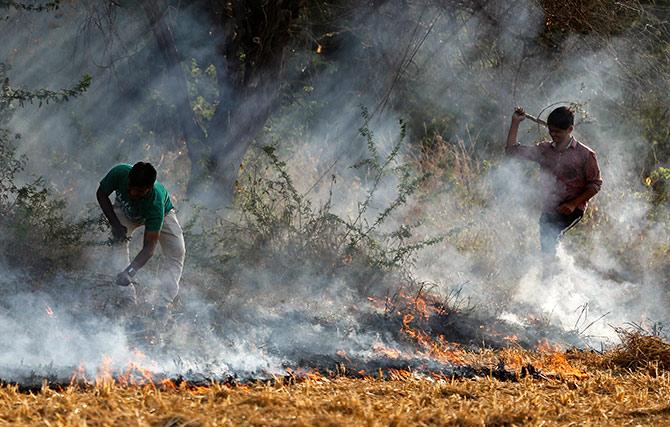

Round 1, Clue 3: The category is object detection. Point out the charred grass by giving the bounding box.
[3,339,670,426]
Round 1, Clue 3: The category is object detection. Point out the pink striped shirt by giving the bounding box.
[506,137,602,213]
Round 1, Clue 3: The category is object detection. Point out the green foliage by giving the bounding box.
[187,59,219,123]
[346,108,438,264]
[638,98,670,173]
[648,166,670,205]
[185,111,442,309]
[1,74,92,107]
[0,63,93,275]
[0,0,59,12]
[0,131,24,206]
[0,129,91,274]
[239,111,440,270]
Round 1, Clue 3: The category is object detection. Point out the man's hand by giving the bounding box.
[557,201,577,215]
[512,107,526,124]
[111,224,128,242]
[116,270,133,286]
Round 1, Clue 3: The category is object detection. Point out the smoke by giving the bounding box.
[0,0,668,384]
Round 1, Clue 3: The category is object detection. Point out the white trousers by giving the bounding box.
[112,205,186,306]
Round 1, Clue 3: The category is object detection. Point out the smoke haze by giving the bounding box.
[0,0,668,383]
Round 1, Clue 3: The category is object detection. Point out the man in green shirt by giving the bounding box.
[96,162,185,320]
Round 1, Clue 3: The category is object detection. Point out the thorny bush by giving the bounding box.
[0,64,93,276]
[185,109,441,306]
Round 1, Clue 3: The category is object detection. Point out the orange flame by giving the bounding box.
[504,335,519,343]
[305,370,325,382]
[540,352,587,379]
[191,385,211,393]
[535,338,563,353]
[70,363,87,386]
[95,355,114,387]
[388,369,412,380]
[401,311,465,364]
[372,343,401,359]
[402,313,414,329]
[160,379,177,390]
[534,339,587,379]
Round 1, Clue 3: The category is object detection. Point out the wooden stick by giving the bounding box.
[523,112,547,126]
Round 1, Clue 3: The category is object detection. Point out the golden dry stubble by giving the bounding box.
[1,346,670,427]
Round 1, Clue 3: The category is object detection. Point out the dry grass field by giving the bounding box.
[2,333,670,426]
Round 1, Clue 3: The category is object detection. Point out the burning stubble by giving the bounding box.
[0,0,668,386]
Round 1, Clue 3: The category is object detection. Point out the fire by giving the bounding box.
[366,289,467,365]
[414,298,429,321]
[402,313,414,329]
[95,355,114,387]
[159,379,177,390]
[117,361,155,387]
[401,312,465,364]
[536,338,563,353]
[70,363,88,386]
[305,370,324,382]
[540,352,588,379]
[372,343,401,359]
[286,367,326,383]
[68,349,165,390]
[388,369,412,380]
[534,339,588,379]
[504,335,519,344]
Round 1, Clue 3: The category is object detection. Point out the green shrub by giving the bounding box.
[0,63,94,277]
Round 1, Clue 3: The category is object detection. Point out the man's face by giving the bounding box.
[128,185,152,200]
[547,125,573,145]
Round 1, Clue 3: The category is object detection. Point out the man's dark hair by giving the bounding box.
[128,162,157,188]
[547,106,575,130]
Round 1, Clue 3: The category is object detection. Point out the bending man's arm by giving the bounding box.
[96,186,126,240]
[129,230,160,271]
[116,230,160,286]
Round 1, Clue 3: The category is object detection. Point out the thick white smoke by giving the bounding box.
[0,0,667,384]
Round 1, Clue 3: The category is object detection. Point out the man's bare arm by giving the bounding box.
[506,108,526,150]
[128,230,160,272]
[96,186,126,239]
[116,230,159,286]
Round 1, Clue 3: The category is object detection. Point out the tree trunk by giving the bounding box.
[203,0,301,203]
[139,0,207,194]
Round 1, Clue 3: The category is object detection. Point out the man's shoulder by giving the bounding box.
[110,163,132,173]
[573,139,598,156]
[103,163,132,178]
[150,181,171,208]
[100,164,131,191]
[153,180,169,197]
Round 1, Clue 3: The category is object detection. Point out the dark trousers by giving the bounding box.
[539,209,584,257]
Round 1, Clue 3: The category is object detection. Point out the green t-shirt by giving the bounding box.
[99,164,174,232]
